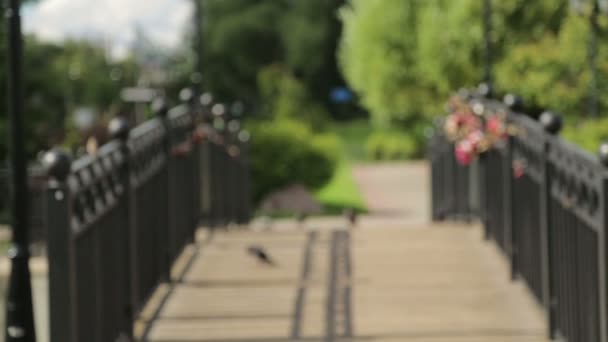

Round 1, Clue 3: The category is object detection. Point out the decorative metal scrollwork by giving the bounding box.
[130,119,167,186]
[67,142,127,233]
[549,140,604,229]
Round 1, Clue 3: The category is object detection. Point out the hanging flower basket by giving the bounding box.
[443,94,510,166]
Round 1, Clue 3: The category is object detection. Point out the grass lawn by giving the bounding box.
[315,160,368,215]
[313,119,374,215]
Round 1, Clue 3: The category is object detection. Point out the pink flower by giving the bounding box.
[462,113,481,130]
[513,160,525,179]
[455,140,475,166]
[465,130,484,150]
[486,116,506,138]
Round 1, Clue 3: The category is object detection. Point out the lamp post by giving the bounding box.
[193,0,204,92]
[5,0,37,341]
[589,0,600,117]
[483,0,493,88]
[571,0,603,117]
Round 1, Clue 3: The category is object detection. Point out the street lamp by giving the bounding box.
[571,0,603,117]
[483,0,493,89]
[192,0,204,93]
[4,0,37,341]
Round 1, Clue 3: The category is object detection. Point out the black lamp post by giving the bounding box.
[193,0,204,92]
[5,0,37,341]
[589,1,600,117]
[571,0,602,117]
[483,0,493,88]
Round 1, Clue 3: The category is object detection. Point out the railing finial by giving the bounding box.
[598,143,608,167]
[179,88,194,104]
[42,148,73,182]
[108,117,131,142]
[477,82,493,99]
[200,92,213,107]
[152,97,169,118]
[503,93,523,112]
[238,130,251,143]
[539,111,563,135]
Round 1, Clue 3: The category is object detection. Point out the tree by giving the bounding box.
[187,0,347,118]
[280,0,346,112]
[338,0,575,127]
[0,33,140,159]
[197,0,286,106]
[339,0,428,126]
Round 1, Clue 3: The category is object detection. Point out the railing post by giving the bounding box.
[227,119,241,225]
[598,142,608,342]
[538,110,561,339]
[473,90,491,238]
[212,105,227,227]
[199,93,215,227]
[179,88,199,242]
[152,97,172,281]
[503,95,521,281]
[182,88,203,235]
[107,117,135,327]
[42,149,75,342]
[503,94,523,280]
[238,130,251,224]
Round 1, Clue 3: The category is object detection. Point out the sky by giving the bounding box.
[22,0,193,59]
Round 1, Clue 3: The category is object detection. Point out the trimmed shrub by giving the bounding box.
[249,119,339,202]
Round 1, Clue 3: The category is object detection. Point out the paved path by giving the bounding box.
[144,162,549,342]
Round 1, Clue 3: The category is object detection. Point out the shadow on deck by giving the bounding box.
[141,163,549,342]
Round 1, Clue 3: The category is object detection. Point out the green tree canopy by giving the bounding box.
[191,0,347,117]
[338,0,592,128]
[0,33,139,159]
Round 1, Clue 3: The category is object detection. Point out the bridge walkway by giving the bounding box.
[142,163,548,342]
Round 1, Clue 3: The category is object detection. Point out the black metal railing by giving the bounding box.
[430,89,608,342]
[429,130,476,221]
[39,95,252,342]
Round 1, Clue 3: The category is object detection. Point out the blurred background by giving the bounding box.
[3,1,608,341]
[2,0,608,218]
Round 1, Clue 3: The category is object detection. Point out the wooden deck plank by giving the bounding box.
[352,226,546,341]
[145,224,549,341]
[145,163,549,341]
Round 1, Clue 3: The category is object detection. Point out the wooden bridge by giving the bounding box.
[140,163,549,342]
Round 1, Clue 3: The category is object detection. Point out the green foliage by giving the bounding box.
[331,119,373,161]
[496,12,608,122]
[563,117,608,152]
[0,34,139,160]
[248,119,340,202]
[279,0,346,109]
[365,131,419,161]
[339,0,426,126]
[200,0,285,104]
[338,0,608,153]
[339,0,571,125]
[257,65,330,129]
[193,0,347,116]
[315,160,367,215]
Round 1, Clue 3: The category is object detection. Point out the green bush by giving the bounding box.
[563,118,608,153]
[365,131,418,161]
[249,119,340,202]
[257,65,330,130]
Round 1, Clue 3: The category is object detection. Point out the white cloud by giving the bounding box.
[22,0,193,59]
